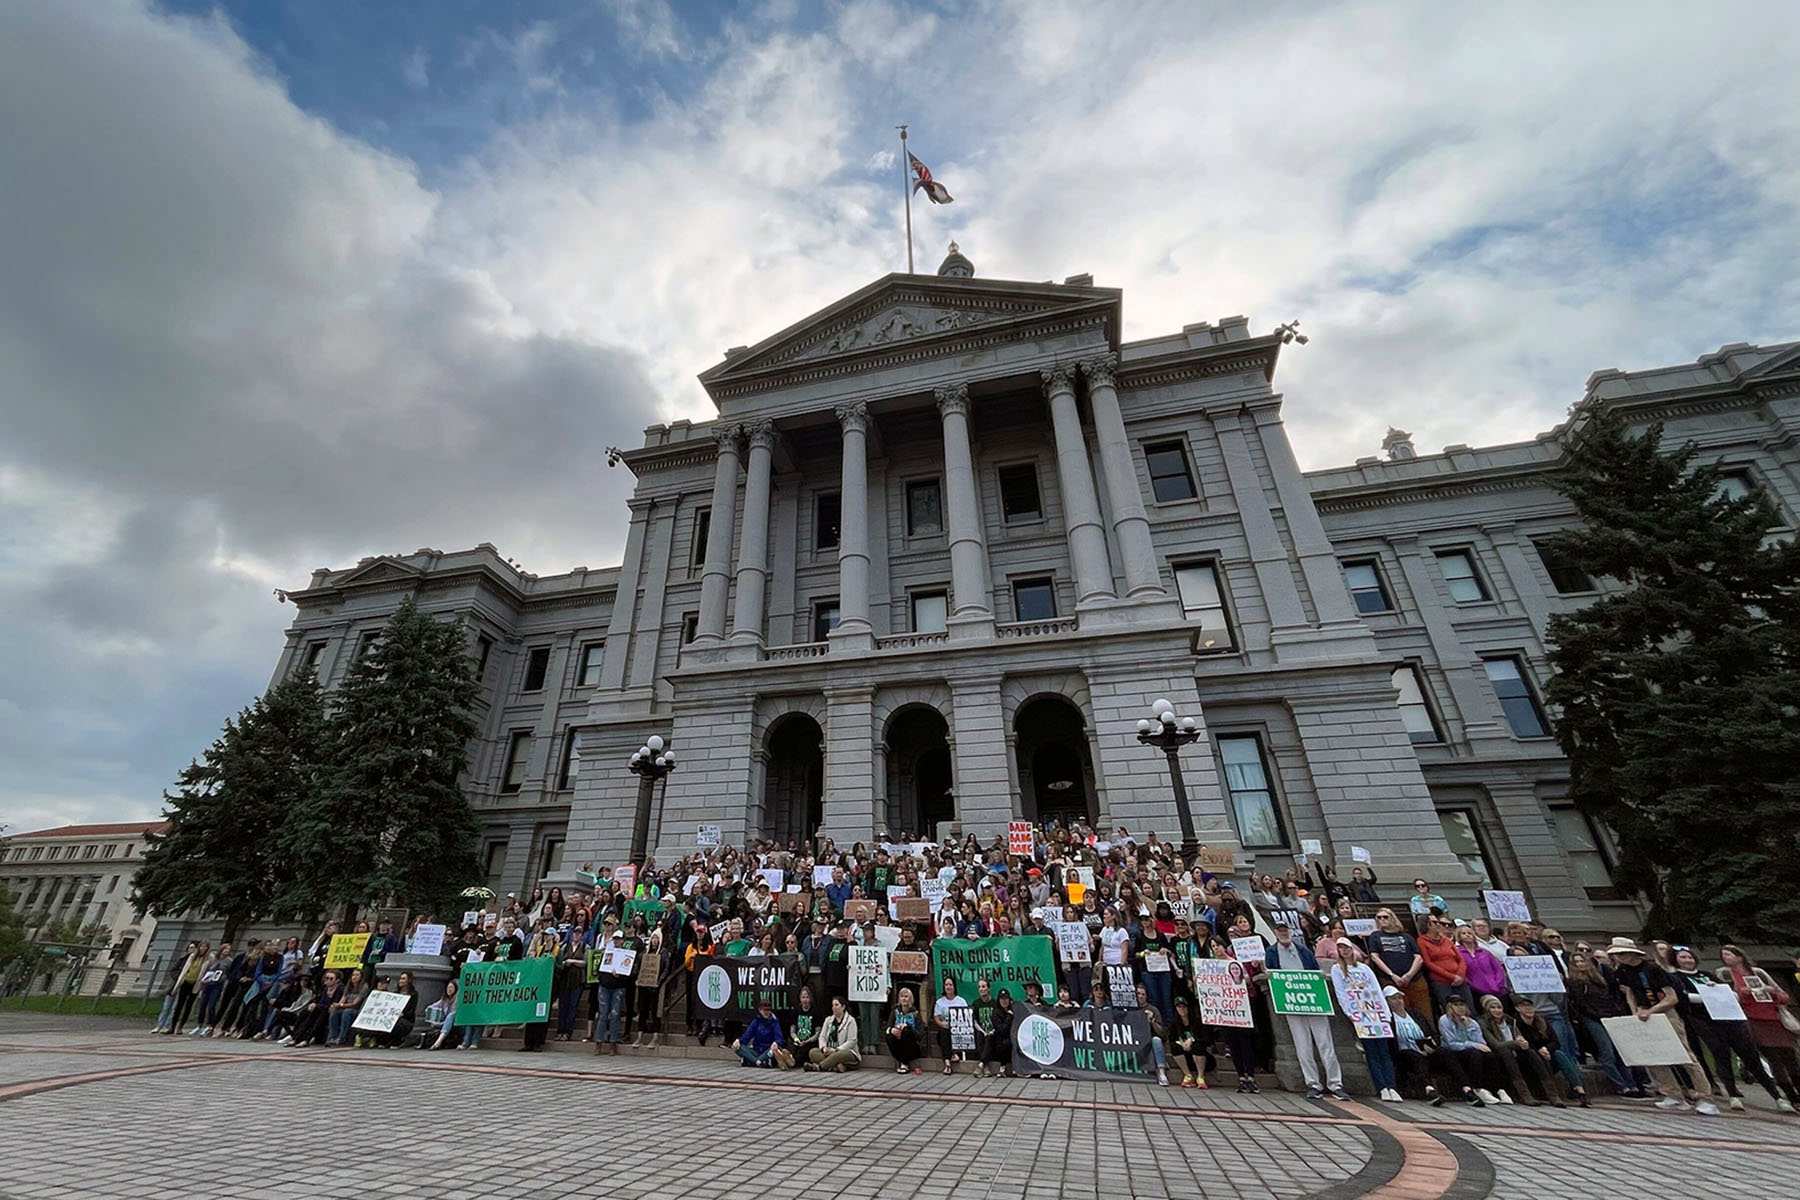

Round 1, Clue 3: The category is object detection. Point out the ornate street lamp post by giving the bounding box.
[627,735,676,867]
[1136,698,1202,861]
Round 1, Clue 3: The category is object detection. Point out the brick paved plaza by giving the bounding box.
[1,1016,1795,1200]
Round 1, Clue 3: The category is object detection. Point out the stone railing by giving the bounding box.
[875,631,951,652]
[994,617,1079,639]
[767,641,829,661]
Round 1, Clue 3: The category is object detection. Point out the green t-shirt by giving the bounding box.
[973,999,998,1033]
[724,939,752,956]
[868,866,892,899]
[792,1012,817,1042]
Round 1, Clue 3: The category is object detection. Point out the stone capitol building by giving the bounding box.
[268,244,1799,933]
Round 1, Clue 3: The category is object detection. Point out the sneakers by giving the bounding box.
[1654,1097,1688,1110]
[1305,1086,1323,1100]
[1694,1101,1720,1117]
[1779,1098,1795,1113]
[1325,1088,1350,1101]
[277,1035,294,1046]
[1157,1068,1168,1087]
[1381,1088,1404,1104]
[1729,1097,1745,1111]
[1476,1089,1502,1106]
[1495,1091,1515,1105]
[1464,1090,1485,1106]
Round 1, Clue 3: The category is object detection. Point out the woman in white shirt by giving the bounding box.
[1329,939,1403,1102]
[1099,908,1131,967]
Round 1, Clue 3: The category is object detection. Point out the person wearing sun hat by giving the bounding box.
[1607,936,1719,1115]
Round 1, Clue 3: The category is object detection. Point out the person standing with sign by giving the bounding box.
[1330,941,1400,1102]
[1265,924,1344,1100]
[1716,944,1800,1111]
[1609,938,1718,1115]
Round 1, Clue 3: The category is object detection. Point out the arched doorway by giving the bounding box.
[764,714,824,846]
[1015,695,1098,829]
[884,706,952,841]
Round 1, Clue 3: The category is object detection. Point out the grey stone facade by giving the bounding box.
[271,252,1800,935]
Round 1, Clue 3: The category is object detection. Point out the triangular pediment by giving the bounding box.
[701,274,1120,394]
[336,557,424,588]
[1739,342,1800,381]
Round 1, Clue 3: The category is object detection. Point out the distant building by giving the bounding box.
[266,247,1800,936]
[3,821,165,976]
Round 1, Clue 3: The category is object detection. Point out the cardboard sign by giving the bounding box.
[849,945,890,1001]
[1191,959,1253,1028]
[1301,838,1323,856]
[1009,821,1034,857]
[948,1005,977,1050]
[812,865,835,887]
[758,869,784,893]
[637,953,663,991]
[1696,981,1746,1021]
[894,897,932,922]
[351,989,411,1034]
[1057,923,1092,965]
[1482,890,1531,922]
[1603,1013,1694,1067]
[872,925,902,951]
[410,924,447,957]
[890,950,929,976]
[1267,970,1335,1017]
[1231,936,1266,965]
[1502,955,1565,995]
[325,933,371,970]
[1351,845,1371,864]
[1198,847,1236,874]
[845,899,878,922]
[1107,965,1137,1008]
[697,824,721,848]
[776,891,810,915]
[599,946,637,976]
[1143,950,1171,974]
[1011,1004,1154,1082]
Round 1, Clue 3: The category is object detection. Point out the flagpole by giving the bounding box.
[898,124,914,274]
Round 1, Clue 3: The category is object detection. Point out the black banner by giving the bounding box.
[1010,1004,1155,1082]
[691,954,805,1019]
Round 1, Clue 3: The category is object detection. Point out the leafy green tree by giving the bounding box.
[280,597,483,920]
[1543,411,1800,942]
[134,670,326,941]
[0,882,27,963]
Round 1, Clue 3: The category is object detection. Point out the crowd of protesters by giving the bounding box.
[144,822,1800,1116]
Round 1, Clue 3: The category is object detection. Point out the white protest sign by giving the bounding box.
[1603,1013,1694,1067]
[1057,923,1091,965]
[1696,982,1747,1022]
[1334,969,1394,1039]
[848,945,890,1002]
[1231,936,1266,965]
[1107,965,1137,1009]
[1482,890,1531,922]
[1351,845,1372,864]
[1192,959,1254,1028]
[918,878,947,914]
[813,865,835,887]
[872,925,902,952]
[1344,919,1378,937]
[1301,838,1323,856]
[600,946,638,976]
[460,910,481,930]
[1169,898,1196,923]
[463,950,484,964]
[351,990,410,1034]
[683,874,700,896]
[410,924,447,956]
[1144,951,1171,974]
[1502,954,1565,995]
[1066,867,1095,901]
[696,824,721,848]
[615,865,637,896]
[758,869,785,892]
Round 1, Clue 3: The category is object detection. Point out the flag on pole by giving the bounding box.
[908,152,953,204]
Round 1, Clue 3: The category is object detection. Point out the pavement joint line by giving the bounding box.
[0,1054,263,1103]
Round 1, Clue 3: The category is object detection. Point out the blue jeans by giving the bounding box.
[596,986,627,1044]
[327,1008,355,1044]
[1143,972,1174,1028]
[1580,1016,1631,1092]
[464,1023,483,1049]
[1360,1036,1397,1091]
[558,985,583,1035]
[197,985,223,1026]
[1150,1036,1166,1069]
[736,1043,772,1066]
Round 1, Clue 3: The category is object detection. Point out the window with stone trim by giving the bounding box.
[1391,664,1442,744]
[577,641,605,687]
[1011,577,1056,622]
[1436,807,1497,888]
[996,462,1042,523]
[1342,560,1393,614]
[483,842,508,890]
[522,646,551,692]
[1532,539,1593,594]
[1144,440,1198,503]
[1434,549,1490,603]
[1216,734,1287,849]
[474,635,493,682]
[1173,562,1234,651]
[1483,656,1549,738]
[691,507,711,570]
[815,492,841,550]
[301,640,327,675]
[906,479,944,537]
[556,728,580,790]
[911,590,948,634]
[500,731,533,794]
[1549,804,1621,901]
[681,612,699,645]
[812,598,841,642]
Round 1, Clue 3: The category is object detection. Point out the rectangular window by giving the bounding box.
[1342,560,1393,614]
[1218,735,1286,849]
[1391,665,1442,744]
[1437,808,1496,888]
[556,729,579,790]
[911,590,948,634]
[522,646,551,692]
[475,635,493,682]
[46,846,59,860]
[1550,805,1620,901]
[1144,440,1198,503]
[1173,562,1234,651]
[302,640,327,673]
[1011,577,1056,622]
[1434,549,1490,603]
[681,612,699,645]
[354,631,381,662]
[906,479,943,537]
[1484,656,1549,738]
[997,463,1042,523]
[812,599,841,643]
[500,731,533,794]
[692,507,711,569]
[1713,469,1755,503]
[1533,540,1593,594]
[102,844,117,859]
[28,846,42,861]
[484,843,509,889]
[815,492,841,550]
[83,845,97,859]
[577,642,605,687]
[541,837,566,876]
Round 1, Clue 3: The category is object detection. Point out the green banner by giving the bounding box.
[623,899,665,930]
[1267,969,1335,1017]
[931,935,1056,1004]
[458,957,555,1025]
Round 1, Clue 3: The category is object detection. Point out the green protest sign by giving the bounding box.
[623,899,665,930]
[931,935,1056,1004]
[1267,970,1335,1017]
[458,957,555,1025]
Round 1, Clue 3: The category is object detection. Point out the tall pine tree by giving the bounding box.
[134,670,325,941]
[280,597,483,919]
[1544,411,1800,942]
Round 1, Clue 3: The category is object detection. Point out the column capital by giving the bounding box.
[712,423,744,452]
[1040,362,1079,394]
[933,382,971,418]
[834,402,870,434]
[1079,352,1119,389]
[745,420,778,452]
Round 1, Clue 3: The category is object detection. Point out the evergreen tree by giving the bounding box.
[1543,411,1800,942]
[280,597,483,919]
[0,882,27,962]
[134,671,325,941]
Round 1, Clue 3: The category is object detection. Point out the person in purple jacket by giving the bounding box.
[732,997,784,1067]
[1455,924,1508,1002]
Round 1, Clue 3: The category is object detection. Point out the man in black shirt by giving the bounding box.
[1607,937,1717,1115]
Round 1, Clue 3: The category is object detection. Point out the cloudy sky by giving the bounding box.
[2,0,1796,835]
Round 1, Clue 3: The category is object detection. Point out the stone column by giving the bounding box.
[1081,353,1165,598]
[694,424,742,644]
[934,383,996,633]
[729,420,777,648]
[1041,363,1115,605]
[831,403,875,651]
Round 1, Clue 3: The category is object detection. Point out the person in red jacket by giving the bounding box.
[1418,916,1472,1018]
